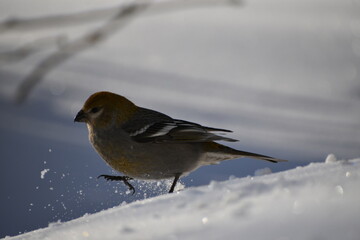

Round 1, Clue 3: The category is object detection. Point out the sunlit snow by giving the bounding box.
[1,0,359,238]
[6,155,360,240]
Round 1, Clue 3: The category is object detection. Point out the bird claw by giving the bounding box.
[98,175,136,195]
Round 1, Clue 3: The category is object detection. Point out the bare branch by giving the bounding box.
[11,0,242,103]
[1,0,240,65]
[0,36,67,64]
[1,0,241,33]
[16,2,149,103]
[0,7,119,33]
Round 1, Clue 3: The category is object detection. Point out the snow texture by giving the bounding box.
[6,155,360,240]
[1,0,360,238]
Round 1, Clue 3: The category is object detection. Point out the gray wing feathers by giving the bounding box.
[122,108,237,143]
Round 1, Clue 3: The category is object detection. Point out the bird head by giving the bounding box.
[74,91,137,129]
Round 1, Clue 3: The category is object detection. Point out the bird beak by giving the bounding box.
[74,110,86,122]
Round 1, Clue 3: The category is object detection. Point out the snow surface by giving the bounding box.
[1,0,360,238]
[5,155,360,240]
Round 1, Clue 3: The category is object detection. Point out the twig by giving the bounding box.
[11,0,242,103]
[16,2,149,103]
[1,0,240,64]
[1,0,241,33]
[0,36,67,64]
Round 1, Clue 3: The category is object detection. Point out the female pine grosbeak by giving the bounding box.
[75,91,286,194]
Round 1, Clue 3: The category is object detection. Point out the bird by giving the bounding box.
[74,91,286,194]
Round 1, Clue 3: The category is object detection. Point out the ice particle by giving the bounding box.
[254,167,272,176]
[40,169,50,179]
[335,185,344,195]
[325,154,337,163]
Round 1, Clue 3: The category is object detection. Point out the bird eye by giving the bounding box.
[90,107,100,114]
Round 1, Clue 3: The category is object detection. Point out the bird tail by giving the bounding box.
[203,142,287,163]
[229,149,287,163]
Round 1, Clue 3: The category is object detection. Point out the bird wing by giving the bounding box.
[122,108,237,143]
[128,119,238,143]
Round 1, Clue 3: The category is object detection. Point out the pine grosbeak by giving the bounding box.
[74,91,285,194]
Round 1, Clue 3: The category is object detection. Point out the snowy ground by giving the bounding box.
[5,155,360,240]
[1,0,360,238]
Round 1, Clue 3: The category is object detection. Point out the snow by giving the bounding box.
[1,0,360,238]
[5,155,360,240]
[254,167,272,176]
[325,153,338,164]
[40,169,50,179]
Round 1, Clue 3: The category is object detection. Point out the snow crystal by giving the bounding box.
[47,220,62,228]
[228,175,236,180]
[208,180,222,190]
[40,169,50,179]
[325,154,337,163]
[254,167,272,176]
[335,185,344,196]
[61,202,67,210]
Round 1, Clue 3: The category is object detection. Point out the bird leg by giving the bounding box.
[98,175,135,195]
[169,173,181,193]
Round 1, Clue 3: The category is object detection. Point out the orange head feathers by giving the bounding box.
[74,91,137,129]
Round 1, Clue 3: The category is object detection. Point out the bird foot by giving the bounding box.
[98,175,135,195]
[169,173,181,193]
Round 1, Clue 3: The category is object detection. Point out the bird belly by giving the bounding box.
[90,131,202,179]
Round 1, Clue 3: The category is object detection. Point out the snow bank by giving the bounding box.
[6,155,360,240]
